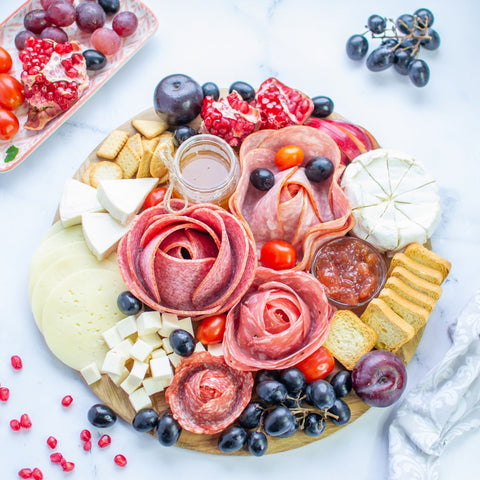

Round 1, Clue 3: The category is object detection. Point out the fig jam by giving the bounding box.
[312,237,386,307]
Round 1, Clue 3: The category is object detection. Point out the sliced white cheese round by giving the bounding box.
[341,148,441,253]
[42,268,127,371]
[31,253,118,331]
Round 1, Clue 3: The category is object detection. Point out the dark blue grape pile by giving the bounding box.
[346,8,439,87]
[218,367,352,456]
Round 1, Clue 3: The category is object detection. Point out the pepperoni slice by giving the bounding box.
[117,201,257,316]
[165,352,254,434]
[223,267,335,371]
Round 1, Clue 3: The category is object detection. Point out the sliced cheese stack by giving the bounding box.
[341,149,441,254]
[96,311,205,412]
[28,222,127,372]
[360,242,451,353]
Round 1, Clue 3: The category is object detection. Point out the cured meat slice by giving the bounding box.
[229,125,354,271]
[165,352,254,434]
[117,200,256,316]
[223,267,335,371]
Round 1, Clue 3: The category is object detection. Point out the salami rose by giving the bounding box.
[165,352,254,434]
[117,201,257,316]
[223,267,334,371]
[229,125,354,271]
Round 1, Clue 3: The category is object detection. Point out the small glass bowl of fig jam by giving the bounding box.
[311,236,387,312]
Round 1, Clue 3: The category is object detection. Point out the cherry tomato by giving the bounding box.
[196,314,227,345]
[143,187,167,210]
[295,346,335,383]
[260,239,296,270]
[0,74,24,110]
[0,108,19,140]
[0,47,12,73]
[274,145,304,170]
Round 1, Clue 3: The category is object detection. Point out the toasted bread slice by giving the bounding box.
[389,266,442,301]
[384,276,437,313]
[379,287,430,332]
[324,310,377,370]
[360,298,415,353]
[388,253,443,285]
[404,243,451,282]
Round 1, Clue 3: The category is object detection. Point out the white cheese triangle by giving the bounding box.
[59,179,105,228]
[97,178,159,225]
[82,212,132,261]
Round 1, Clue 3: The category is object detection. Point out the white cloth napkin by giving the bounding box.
[388,289,480,480]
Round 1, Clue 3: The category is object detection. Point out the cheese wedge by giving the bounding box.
[341,149,441,253]
[82,212,132,261]
[59,179,105,228]
[96,178,159,225]
[42,268,127,371]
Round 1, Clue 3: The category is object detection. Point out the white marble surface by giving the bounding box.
[0,0,479,478]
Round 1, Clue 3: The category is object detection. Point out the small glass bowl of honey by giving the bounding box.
[172,134,240,206]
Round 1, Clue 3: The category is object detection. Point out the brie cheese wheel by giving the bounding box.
[42,268,127,371]
[82,212,132,261]
[96,178,159,225]
[341,149,441,253]
[59,179,105,228]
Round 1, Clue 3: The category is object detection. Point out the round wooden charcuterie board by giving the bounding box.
[61,106,424,456]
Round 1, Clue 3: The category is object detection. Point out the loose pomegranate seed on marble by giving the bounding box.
[0,386,10,402]
[32,468,43,480]
[80,429,91,441]
[61,395,73,407]
[18,468,32,478]
[114,454,127,467]
[83,440,92,451]
[11,355,23,370]
[10,419,21,431]
[50,452,63,463]
[47,436,57,449]
[61,460,75,472]
[20,413,32,429]
[98,434,111,448]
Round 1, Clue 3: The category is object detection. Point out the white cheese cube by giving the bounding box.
[101,351,126,376]
[129,387,152,412]
[59,179,104,228]
[108,367,129,386]
[131,339,154,362]
[80,363,102,385]
[150,356,173,382]
[102,326,123,349]
[158,312,179,337]
[150,347,167,359]
[120,378,140,395]
[127,360,149,385]
[82,212,131,261]
[177,316,194,336]
[112,338,133,358]
[137,311,162,336]
[162,337,174,354]
[140,333,163,349]
[142,376,169,395]
[97,178,159,226]
[116,315,138,339]
[194,342,206,353]
[207,343,224,357]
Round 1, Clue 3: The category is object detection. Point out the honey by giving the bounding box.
[172,134,240,206]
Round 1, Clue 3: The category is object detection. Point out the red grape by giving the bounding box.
[112,11,138,37]
[75,1,106,33]
[40,26,68,43]
[15,30,37,50]
[91,27,121,55]
[41,0,74,9]
[24,9,51,34]
[46,0,76,27]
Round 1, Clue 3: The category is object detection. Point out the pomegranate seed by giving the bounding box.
[50,452,63,463]
[114,454,127,467]
[0,386,9,402]
[61,395,73,407]
[66,68,78,78]
[83,440,92,451]
[32,468,43,480]
[47,436,57,449]
[62,461,75,472]
[18,468,32,479]
[11,355,23,370]
[10,419,21,431]
[98,434,111,448]
[80,429,91,441]
[61,59,72,70]
[20,413,32,429]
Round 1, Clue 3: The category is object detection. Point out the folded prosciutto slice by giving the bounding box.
[165,352,254,434]
[230,125,354,271]
[223,267,334,371]
[117,201,257,316]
